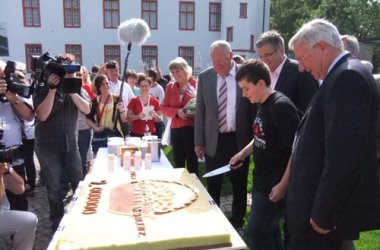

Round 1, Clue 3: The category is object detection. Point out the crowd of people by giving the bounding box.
[1,18,380,250]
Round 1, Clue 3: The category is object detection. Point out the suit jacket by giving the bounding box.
[194,66,255,157]
[287,54,380,241]
[275,58,319,113]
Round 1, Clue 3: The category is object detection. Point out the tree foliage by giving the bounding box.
[270,0,321,49]
[317,0,380,38]
[270,0,380,72]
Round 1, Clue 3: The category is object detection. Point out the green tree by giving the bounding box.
[317,0,380,72]
[270,0,380,72]
[317,0,380,38]
[270,0,321,49]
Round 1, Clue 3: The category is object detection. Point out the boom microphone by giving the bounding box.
[115,19,151,138]
[117,18,151,46]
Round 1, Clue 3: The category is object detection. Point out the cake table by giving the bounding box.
[47,148,246,250]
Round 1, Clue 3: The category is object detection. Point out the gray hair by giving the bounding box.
[361,60,373,73]
[209,40,232,55]
[341,34,360,56]
[289,19,343,50]
[256,30,285,50]
[168,57,193,76]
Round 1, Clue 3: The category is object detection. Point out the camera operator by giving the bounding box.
[0,60,34,211]
[33,67,91,229]
[0,162,38,250]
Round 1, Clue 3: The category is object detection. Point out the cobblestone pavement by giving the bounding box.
[0,164,252,250]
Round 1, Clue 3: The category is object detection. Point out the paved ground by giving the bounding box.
[0,169,251,250]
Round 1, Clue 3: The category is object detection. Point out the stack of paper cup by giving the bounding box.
[145,153,152,170]
[108,154,115,172]
[134,151,142,171]
[123,151,131,171]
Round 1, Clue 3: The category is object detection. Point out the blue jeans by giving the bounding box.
[35,145,82,223]
[245,189,285,250]
[78,129,92,176]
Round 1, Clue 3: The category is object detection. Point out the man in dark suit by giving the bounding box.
[195,40,254,233]
[286,19,380,250]
[256,30,319,113]
[155,67,169,91]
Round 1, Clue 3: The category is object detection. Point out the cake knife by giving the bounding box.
[202,160,243,178]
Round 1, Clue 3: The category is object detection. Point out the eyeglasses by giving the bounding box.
[297,45,316,66]
[258,48,278,60]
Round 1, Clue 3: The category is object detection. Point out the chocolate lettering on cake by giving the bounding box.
[132,206,146,237]
[82,180,107,215]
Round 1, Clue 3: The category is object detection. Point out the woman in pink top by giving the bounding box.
[161,57,198,176]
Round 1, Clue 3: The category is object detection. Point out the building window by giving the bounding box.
[103,0,120,28]
[142,46,157,69]
[65,44,82,65]
[178,46,194,69]
[209,2,221,31]
[64,0,81,28]
[23,0,41,27]
[239,3,248,18]
[179,1,195,31]
[25,44,42,72]
[104,45,121,66]
[142,0,157,30]
[227,27,233,42]
[250,35,255,51]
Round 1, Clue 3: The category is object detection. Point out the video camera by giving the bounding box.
[31,52,82,94]
[1,61,33,99]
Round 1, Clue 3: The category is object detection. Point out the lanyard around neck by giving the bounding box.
[97,94,111,122]
[139,96,150,107]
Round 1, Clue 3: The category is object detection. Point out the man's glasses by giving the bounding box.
[258,48,278,60]
[297,45,316,66]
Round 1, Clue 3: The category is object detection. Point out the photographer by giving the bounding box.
[0,60,34,211]
[33,62,91,229]
[0,162,38,250]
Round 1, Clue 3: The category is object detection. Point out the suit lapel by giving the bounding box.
[208,70,218,110]
[234,64,242,113]
[274,58,290,92]
[323,53,351,84]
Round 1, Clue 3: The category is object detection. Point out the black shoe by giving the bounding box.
[228,217,244,229]
[35,178,44,187]
[26,189,35,197]
[235,227,245,237]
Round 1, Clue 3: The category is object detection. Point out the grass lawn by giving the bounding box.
[163,146,380,249]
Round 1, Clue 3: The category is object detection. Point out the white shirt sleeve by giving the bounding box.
[122,83,135,110]
[151,84,165,104]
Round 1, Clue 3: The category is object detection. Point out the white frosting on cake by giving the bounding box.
[54,169,232,250]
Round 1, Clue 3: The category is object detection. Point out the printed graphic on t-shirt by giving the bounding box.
[253,116,266,149]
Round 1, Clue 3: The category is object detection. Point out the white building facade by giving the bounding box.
[0,0,270,75]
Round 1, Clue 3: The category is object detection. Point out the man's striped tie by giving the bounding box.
[218,78,228,132]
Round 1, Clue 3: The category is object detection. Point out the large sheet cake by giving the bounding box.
[49,168,234,250]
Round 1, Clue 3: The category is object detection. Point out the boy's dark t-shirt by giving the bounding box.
[252,91,300,194]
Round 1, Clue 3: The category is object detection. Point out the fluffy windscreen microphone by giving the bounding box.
[117,18,151,47]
